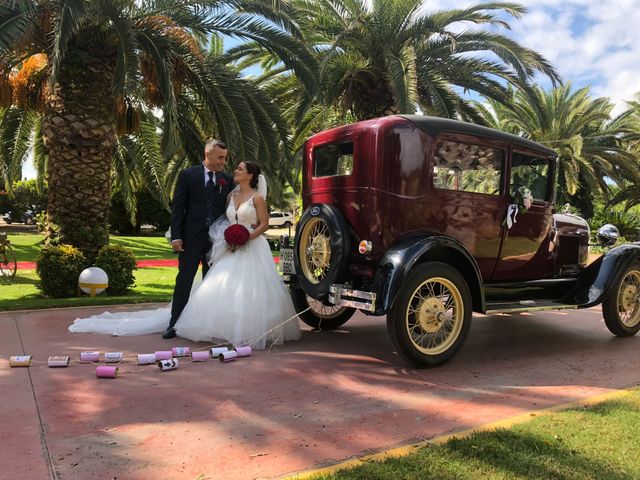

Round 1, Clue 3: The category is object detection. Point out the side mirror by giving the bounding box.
[596,224,619,247]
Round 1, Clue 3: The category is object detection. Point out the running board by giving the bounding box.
[485,299,578,314]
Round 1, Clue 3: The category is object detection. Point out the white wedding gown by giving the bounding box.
[69,195,301,349]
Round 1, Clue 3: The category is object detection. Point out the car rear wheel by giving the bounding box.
[387,262,472,367]
[294,204,350,300]
[290,287,355,330]
[602,263,640,336]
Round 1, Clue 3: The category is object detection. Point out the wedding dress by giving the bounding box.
[68,192,301,349]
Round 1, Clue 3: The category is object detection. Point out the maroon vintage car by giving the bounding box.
[280,115,640,367]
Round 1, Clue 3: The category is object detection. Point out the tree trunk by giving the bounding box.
[42,51,117,261]
[348,75,399,120]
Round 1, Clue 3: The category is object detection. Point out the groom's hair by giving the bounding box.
[205,139,227,152]
[244,161,261,189]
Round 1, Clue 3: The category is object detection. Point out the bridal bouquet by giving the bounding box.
[224,224,250,252]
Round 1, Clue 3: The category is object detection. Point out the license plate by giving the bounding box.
[279,247,295,274]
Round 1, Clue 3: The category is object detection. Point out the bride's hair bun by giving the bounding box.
[244,161,261,189]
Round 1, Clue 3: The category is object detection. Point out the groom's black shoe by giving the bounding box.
[162,327,177,339]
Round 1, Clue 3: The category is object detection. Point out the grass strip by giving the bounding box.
[303,389,640,480]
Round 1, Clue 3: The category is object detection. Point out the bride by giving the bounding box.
[69,161,301,349]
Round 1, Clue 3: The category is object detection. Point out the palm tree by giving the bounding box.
[0,106,38,192]
[607,93,640,211]
[476,84,640,216]
[0,0,317,259]
[264,0,560,122]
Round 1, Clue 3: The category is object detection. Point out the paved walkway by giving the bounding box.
[2,305,639,479]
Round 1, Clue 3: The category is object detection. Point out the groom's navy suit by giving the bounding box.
[168,164,234,329]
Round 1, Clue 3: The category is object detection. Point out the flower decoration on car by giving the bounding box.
[224,223,250,252]
[503,185,533,229]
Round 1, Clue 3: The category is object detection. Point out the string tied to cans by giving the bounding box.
[7,344,253,378]
[6,307,309,378]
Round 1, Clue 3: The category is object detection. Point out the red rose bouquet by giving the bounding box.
[224,224,250,252]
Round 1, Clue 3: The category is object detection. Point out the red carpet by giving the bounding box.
[16,256,280,270]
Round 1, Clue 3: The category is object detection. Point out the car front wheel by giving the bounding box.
[387,262,472,368]
[290,287,355,330]
[602,263,640,336]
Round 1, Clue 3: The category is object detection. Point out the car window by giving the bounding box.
[432,139,504,195]
[511,152,552,201]
[313,142,353,178]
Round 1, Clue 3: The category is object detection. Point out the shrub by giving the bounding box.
[110,190,170,235]
[36,245,87,298]
[589,208,640,239]
[2,179,48,218]
[95,244,137,295]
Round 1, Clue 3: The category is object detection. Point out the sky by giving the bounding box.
[22,0,640,179]
[424,0,640,113]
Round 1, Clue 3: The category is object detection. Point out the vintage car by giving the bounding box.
[280,115,640,367]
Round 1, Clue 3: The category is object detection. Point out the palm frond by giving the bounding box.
[49,0,92,84]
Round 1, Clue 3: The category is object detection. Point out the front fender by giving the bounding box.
[370,235,484,315]
[569,243,640,307]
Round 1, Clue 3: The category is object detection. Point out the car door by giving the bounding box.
[427,134,508,281]
[491,149,555,281]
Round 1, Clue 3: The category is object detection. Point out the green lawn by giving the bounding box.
[1,233,176,310]
[309,390,640,480]
[0,233,278,310]
[6,233,174,262]
[0,267,174,310]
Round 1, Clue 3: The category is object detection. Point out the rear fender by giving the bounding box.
[371,235,485,315]
[569,244,640,307]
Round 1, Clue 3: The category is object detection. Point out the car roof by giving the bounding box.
[399,115,557,157]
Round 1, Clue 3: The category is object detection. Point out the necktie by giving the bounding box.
[206,171,215,225]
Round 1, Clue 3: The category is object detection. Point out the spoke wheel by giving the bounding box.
[0,245,17,278]
[294,204,351,300]
[290,287,355,330]
[387,262,472,367]
[406,277,464,355]
[298,217,332,284]
[603,264,640,336]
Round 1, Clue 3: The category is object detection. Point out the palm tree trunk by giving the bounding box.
[350,77,398,120]
[42,52,117,261]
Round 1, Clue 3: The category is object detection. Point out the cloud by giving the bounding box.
[420,0,640,112]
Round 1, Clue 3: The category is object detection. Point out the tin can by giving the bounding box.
[191,351,210,362]
[154,350,173,361]
[80,351,100,363]
[104,352,123,363]
[219,350,238,363]
[157,358,179,371]
[211,347,229,356]
[172,346,191,357]
[96,365,118,378]
[48,356,70,367]
[9,355,32,367]
[137,353,156,365]
[234,346,252,357]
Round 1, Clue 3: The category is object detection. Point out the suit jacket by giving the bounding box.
[170,165,234,243]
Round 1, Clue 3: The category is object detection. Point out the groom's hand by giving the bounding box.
[171,239,184,252]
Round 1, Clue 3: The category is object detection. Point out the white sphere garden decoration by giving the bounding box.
[78,267,109,296]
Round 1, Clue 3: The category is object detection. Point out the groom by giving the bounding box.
[162,139,234,339]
